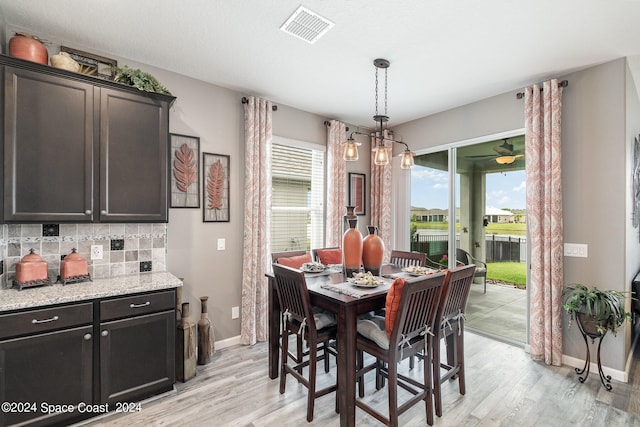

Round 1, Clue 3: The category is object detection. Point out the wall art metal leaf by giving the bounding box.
[203,153,230,222]
[207,159,225,210]
[170,134,200,208]
[174,144,197,192]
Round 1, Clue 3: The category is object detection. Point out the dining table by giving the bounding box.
[268,262,414,427]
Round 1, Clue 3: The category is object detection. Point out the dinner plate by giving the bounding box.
[347,277,385,287]
[401,266,437,276]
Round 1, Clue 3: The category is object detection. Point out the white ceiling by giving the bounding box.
[1,0,640,128]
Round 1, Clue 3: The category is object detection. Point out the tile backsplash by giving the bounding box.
[0,223,167,289]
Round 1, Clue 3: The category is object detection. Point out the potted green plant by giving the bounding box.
[113,65,172,95]
[563,284,632,336]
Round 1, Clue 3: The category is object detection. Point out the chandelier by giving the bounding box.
[342,58,415,169]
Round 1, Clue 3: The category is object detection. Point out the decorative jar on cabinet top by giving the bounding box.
[362,225,384,276]
[9,32,48,65]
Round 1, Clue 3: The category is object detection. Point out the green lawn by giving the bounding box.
[486,261,527,287]
[411,221,526,236]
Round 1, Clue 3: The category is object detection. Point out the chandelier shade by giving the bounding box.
[342,136,361,161]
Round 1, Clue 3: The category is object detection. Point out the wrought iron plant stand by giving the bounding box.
[574,313,612,391]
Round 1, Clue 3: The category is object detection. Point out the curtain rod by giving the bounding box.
[241,97,278,111]
[516,80,568,99]
[323,120,349,132]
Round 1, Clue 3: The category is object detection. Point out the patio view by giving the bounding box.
[411,136,528,345]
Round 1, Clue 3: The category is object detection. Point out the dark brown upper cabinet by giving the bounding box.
[1,55,175,223]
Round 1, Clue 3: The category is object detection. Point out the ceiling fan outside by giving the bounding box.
[465,138,524,164]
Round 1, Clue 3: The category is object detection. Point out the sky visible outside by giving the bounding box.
[411,167,526,210]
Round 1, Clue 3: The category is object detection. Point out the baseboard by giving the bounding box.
[215,335,241,350]
[562,354,627,383]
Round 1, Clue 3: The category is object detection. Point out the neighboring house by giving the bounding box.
[411,206,447,222]
[485,206,514,223]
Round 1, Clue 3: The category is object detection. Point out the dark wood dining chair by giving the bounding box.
[271,250,312,367]
[456,248,487,293]
[389,250,426,268]
[272,264,338,422]
[355,272,446,426]
[432,264,476,417]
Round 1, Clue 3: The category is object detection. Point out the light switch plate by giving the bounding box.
[564,243,588,258]
[217,238,225,251]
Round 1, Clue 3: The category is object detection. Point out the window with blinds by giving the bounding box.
[271,138,325,252]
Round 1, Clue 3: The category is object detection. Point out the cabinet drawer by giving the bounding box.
[100,289,175,321]
[0,302,93,340]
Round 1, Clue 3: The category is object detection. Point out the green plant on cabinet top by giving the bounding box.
[113,65,172,95]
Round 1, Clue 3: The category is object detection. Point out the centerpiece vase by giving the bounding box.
[362,225,384,276]
[197,296,215,365]
[343,218,363,277]
[344,205,357,232]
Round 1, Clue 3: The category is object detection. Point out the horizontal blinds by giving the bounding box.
[271,142,324,252]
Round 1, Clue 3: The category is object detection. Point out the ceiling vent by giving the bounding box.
[280,6,334,44]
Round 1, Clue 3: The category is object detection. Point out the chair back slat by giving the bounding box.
[272,264,317,333]
[439,264,476,323]
[390,250,426,268]
[391,272,445,347]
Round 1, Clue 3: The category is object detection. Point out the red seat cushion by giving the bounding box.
[385,278,406,337]
[277,253,312,269]
[316,248,342,265]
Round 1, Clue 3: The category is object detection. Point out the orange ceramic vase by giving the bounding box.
[9,33,48,65]
[343,218,363,277]
[362,225,384,276]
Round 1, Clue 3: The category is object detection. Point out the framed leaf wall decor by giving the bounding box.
[203,152,230,222]
[170,134,200,208]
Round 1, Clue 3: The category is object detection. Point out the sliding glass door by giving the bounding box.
[411,134,528,344]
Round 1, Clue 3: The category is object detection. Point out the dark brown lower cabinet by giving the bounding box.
[0,289,176,427]
[0,325,93,427]
[99,310,175,404]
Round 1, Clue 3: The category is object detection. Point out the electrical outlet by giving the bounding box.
[91,245,103,260]
[232,306,239,319]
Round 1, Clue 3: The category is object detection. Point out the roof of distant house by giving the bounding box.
[485,206,514,216]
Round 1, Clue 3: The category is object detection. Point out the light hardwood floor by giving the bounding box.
[77,331,640,426]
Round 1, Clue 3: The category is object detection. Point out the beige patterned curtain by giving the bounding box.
[326,120,347,247]
[525,79,563,365]
[370,130,393,262]
[241,96,272,345]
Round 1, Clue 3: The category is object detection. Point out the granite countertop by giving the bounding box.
[0,271,183,313]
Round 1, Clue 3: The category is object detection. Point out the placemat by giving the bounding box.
[320,278,392,298]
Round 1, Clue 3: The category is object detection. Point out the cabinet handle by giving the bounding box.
[84,333,92,340]
[84,210,92,215]
[101,330,109,337]
[130,301,151,308]
[31,315,59,324]
[100,210,107,215]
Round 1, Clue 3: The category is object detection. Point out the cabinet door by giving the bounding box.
[99,89,169,222]
[3,66,95,222]
[99,310,175,404]
[0,325,93,427]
